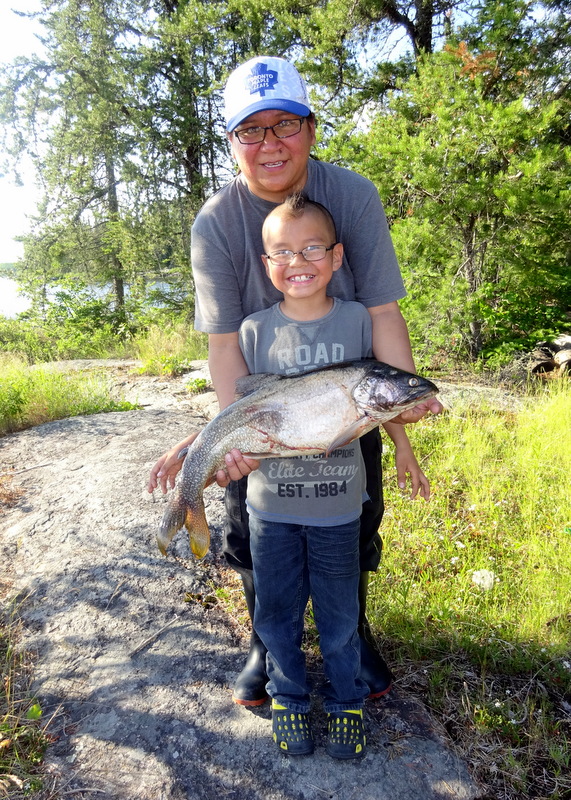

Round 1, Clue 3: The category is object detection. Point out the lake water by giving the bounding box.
[0,276,31,317]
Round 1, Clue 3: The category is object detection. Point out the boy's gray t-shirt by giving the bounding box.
[239,298,373,526]
[192,159,406,333]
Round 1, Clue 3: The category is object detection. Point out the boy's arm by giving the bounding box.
[382,421,430,500]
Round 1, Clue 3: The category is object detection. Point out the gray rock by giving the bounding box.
[0,364,483,800]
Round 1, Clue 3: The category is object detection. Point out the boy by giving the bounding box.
[239,194,429,759]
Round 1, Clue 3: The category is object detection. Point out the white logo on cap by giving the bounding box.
[245,62,279,97]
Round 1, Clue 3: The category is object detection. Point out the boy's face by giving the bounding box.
[228,109,316,203]
[261,211,343,301]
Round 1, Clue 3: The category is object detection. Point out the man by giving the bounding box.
[149,56,442,706]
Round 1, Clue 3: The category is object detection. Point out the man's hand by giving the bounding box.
[391,396,443,425]
[214,449,260,487]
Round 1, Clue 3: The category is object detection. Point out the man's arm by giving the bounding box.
[208,331,250,410]
[368,302,443,422]
[208,332,260,483]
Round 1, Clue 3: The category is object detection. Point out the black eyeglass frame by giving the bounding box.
[233,117,306,145]
[263,243,338,266]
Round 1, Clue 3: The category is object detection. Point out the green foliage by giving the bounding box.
[186,377,208,394]
[341,42,571,364]
[134,321,208,376]
[0,604,50,796]
[2,0,570,369]
[0,354,137,435]
[370,379,571,796]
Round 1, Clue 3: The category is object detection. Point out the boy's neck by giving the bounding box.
[279,293,334,321]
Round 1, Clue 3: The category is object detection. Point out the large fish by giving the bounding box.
[157,360,438,558]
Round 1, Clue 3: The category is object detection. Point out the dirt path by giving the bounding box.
[0,361,482,800]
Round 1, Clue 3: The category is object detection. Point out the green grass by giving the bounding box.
[0,354,138,435]
[0,602,50,798]
[134,322,208,376]
[370,379,571,798]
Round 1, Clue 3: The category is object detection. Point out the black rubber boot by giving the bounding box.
[358,572,393,698]
[232,571,269,706]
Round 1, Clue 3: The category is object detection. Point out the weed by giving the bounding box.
[135,323,207,375]
[0,355,138,435]
[186,377,208,394]
[0,603,51,797]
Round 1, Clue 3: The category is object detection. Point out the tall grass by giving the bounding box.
[134,322,208,375]
[0,355,137,435]
[371,379,571,797]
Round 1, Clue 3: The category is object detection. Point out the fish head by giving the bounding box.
[352,361,439,421]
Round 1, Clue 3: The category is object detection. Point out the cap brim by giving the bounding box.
[227,99,311,132]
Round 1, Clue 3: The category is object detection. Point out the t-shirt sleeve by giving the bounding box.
[342,187,406,309]
[238,318,256,373]
[192,225,245,334]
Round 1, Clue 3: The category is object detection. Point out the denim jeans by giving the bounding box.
[223,428,384,574]
[249,516,369,713]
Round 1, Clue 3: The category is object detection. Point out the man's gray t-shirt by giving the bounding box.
[192,159,406,333]
[239,298,373,526]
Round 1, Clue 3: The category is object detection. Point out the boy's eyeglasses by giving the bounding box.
[264,244,338,266]
[233,117,305,144]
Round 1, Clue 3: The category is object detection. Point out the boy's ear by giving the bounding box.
[261,254,270,276]
[331,242,344,272]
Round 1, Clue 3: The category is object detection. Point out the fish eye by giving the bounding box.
[408,377,419,387]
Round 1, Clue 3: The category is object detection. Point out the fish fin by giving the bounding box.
[234,372,282,399]
[185,505,211,560]
[326,417,378,454]
[157,487,187,556]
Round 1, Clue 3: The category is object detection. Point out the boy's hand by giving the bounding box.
[395,449,430,500]
[149,439,260,494]
[148,432,200,494]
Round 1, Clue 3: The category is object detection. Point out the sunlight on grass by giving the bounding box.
[134,322,208,375]
[0,354,137,434]
[370,379,571,797]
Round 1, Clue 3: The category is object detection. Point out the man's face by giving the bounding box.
[228,110,316,203]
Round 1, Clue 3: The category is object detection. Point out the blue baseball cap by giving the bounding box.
[224,56,312,132]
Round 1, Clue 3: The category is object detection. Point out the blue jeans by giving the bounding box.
[249,516,369,714]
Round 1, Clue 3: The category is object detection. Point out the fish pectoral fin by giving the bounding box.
[326,417,378,454]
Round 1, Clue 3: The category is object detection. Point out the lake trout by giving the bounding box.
[157,360,438,559]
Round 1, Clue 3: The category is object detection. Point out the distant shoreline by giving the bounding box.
[0,276,31,317]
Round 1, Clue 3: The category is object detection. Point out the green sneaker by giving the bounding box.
[326,709,366,759]
[271,701,314,755]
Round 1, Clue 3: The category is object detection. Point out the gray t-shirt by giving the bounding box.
[192,159,406,333]
[239,298,373,526]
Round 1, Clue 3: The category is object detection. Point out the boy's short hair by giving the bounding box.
[263,193,337,244]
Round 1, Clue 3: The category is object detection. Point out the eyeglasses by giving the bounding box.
[264,244,338,266]
[233,117,305,144]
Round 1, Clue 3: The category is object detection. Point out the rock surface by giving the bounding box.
[0,361,483,800]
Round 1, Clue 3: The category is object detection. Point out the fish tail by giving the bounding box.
[157,487,187,556]
[184,502,211,560]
